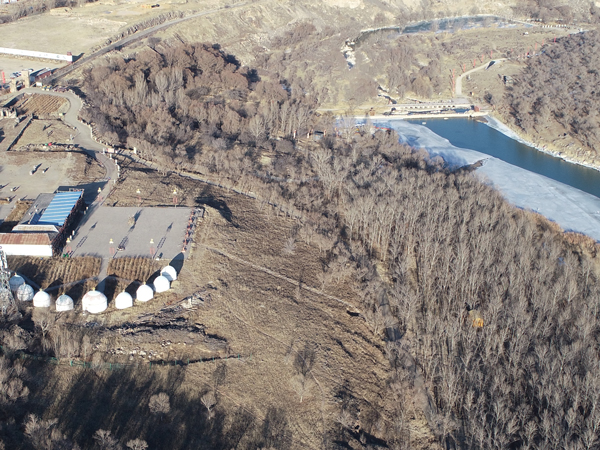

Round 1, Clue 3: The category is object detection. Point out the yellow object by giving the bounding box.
[468,310,484,328]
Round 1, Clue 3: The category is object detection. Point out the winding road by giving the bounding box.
[48,0,258,83]
[19,88,117,195]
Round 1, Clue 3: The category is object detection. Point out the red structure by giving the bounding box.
[34,69,52,82]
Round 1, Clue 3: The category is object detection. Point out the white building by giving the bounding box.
[9,275,25,295]
[16,284,34,302]
[0,233,52,257]
[161,266,177,282]
[33,290,51,308]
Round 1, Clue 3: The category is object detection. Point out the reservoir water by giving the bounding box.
[408,118,600,199]
[354,15,524,46]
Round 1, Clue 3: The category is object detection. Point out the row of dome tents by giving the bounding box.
[8,265,178,313]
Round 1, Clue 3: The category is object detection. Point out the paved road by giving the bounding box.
[48,0,258,83]
[1,87,116,199]
[455,58,507,96]
[19,88,117,193]
[2,87,119,281]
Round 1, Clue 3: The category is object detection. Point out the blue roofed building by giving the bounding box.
[9,190,84,256]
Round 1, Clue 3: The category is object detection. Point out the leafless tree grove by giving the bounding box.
[1,30,598,447]
[503,30,600,162]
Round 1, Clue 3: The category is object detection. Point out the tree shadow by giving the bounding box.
[27,362,280,449]
[194,195,234,225]
[169,253,185,274]
[259,407,292,449]
[58,180,107,205]
[64,282,87,306]
[124,281,139,297]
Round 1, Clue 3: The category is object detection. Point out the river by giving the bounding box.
[368,117,600,241]
[409,118,600,199]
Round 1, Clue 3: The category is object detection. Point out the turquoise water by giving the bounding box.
[407,118,600,199]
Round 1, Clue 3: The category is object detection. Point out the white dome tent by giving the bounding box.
[33,290,51,308]
[82,290,107,314]
[115,292,133,309]
[16,284,34,302]
[160,266,177,282]
[136,285,154,302]
[9,275,25,295]
[153,275,170,293]
[55,294,74,312]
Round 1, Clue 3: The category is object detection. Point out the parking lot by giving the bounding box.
[0,151,88,223]
[69,206,193,260]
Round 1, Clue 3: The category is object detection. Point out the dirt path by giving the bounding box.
[455,58,507,96]
[199,243,360,313]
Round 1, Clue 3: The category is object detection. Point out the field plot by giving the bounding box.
[7,255,101,289]
[0,0,214,56]
[0,57,61,78]
[0,151,104,210]
[0,116,31,152]
[15,94,69,118]
[70,206,191,260]
[14,119,74,147]
[0,10,125,55]
[107,256,162,283]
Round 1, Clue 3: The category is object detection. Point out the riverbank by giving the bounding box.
[367,117,600,242]
[365,111,487,121]
[486,114,600,172]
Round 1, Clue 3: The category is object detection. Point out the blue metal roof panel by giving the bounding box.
[38,191,82,226]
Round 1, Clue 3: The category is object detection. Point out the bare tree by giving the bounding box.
[126,439,148,450]
[93,429,120,450]
[148,392,170,422]
[201,391,217,420]
[23,414,75,450]
[281,236,296,255]
[290,373,314,403]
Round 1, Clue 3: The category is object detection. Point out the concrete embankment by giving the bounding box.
[364,111,487,121]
